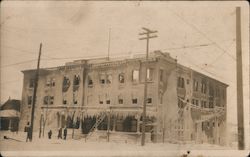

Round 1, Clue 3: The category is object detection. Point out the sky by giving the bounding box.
[0,1,249,146]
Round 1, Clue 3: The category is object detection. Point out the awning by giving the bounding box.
[0,110,20,118]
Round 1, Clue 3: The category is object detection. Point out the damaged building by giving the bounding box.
[19,51,228,145]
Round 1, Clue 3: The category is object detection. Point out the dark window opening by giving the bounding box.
[119,73,125,83]
[28,96,32,105]
[118,99,123,104]
[73,75,80,86]
[29,79,35,88]
[88,76,93,87]
[193,79,199,91]
[63,99,67,105]
[106,74,112,84]
[100,74,105,84]
[147,98,152,104]
[62,76,70,92]
[132,98,137,104]
[177,77,185,88]
[106,100,110,104]
[99,101,103,104]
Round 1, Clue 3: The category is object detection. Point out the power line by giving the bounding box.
[167,8,236,61]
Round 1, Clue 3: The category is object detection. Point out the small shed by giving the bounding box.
[0,99,21,131]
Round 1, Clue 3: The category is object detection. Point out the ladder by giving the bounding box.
[85,112,106,140]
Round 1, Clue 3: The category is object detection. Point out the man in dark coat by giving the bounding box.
[48,130,52,139]
[25,122,31,142]
[63,127,67,140]
[58,128,62,139]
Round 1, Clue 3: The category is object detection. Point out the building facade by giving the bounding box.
[19,51,228,145]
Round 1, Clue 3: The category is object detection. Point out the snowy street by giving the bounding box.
[1,131,248,157]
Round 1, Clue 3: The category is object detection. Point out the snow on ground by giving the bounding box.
[0,131,248,157]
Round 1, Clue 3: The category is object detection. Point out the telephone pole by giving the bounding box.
[139,27,157,146]
[236,7,245,150]
[30,43,42,141]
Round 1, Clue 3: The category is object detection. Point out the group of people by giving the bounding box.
[25,122,68,142]
[48,127,68,140]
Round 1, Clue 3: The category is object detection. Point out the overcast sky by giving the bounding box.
[0,1,249,144]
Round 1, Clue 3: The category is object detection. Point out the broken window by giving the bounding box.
[29,79,35,88]
[88,75,93,87]
[73,75,80,86]
[62,76,70,92]
[118,73,125,83]
[132,70,139,82]
[147,68,153,81]
[106,74,112,84]
[28,96,32,105]
[100,74,106,84]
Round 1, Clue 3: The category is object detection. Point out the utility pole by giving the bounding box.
[236,7,245,150]
[107,28,111,61]
[30,43,42,141]
[139,27,157,146]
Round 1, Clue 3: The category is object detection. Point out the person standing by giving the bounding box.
[63,127,67,140]
[58,127,62,139]
[25,122,31,142]
[48,130,52,139]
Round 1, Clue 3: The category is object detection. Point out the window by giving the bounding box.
[107,74,112,84]
[178,98,184,108]
[118,95,123,104]
[201,79,207,94]
[63,99,67,105]
[215,87,220,97]
[192,99,195,105]
[147,98,152,104]
[50,96,54,105]
[209,84,214,96]
[177,77,185,88]
[159,93,163,104]
[132,98,138,104]
[28,96,32,105]
[29,79,35,88]
[119,73,125,83]
[132,70,139,82]
[62,76,70,92]
[46,79,51,87]
[195,100,199,106]
[100,74,105,84]
[186,79,190,85]
[118,99,123,104]
[106,100,110,104]
[44,96,54,105]
[99,95,104,104]
[159,69,163,82]
[147,68,153,81]
[88,76,93,87]
[209,101,213,108]
[73,92,78,104]
[51,79,55,87]
[73,75,80,86]
[193,79,199,91]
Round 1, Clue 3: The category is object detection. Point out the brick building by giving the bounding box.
[19,51,228,145]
